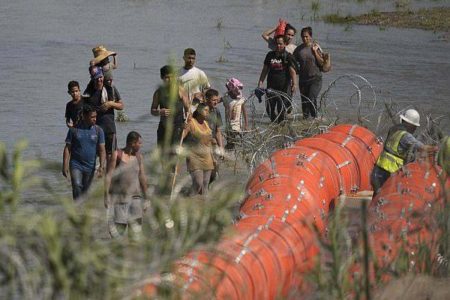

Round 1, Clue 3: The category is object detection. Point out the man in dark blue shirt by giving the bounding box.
[63,105,106,201]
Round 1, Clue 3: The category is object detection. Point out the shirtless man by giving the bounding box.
[106,131,148,239]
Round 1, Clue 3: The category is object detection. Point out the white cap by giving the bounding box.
[400,109,420,127]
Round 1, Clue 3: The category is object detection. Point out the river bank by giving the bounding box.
[323,7,450,33]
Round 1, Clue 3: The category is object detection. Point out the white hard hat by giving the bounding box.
[400,109,420,127]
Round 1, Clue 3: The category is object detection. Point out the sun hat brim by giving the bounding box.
[92,50,116,64]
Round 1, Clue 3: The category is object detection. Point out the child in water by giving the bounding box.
[222,78,248,149]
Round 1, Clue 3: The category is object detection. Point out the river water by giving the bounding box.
[0,0,449,195]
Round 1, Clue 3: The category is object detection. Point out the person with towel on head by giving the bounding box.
[262,19,297,54]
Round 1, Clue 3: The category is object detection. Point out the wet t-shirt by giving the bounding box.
[264,50,295,92]
[65,99,84,126]
[293,44,322,83]
[65,124,105,172]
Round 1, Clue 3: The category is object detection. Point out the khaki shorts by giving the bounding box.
[110,195,143,224]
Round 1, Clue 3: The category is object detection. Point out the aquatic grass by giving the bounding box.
[116,111,129,122]
[322,13,357,25]
[216,55,228,63]
[311,0,321,21]
[395,0,411,11]
[323,7,450,32]
[216,17,223,30]
[216,38,232,63]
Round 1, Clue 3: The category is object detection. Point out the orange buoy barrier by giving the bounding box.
[246,146,341,204]
[329,124,383,163]
[139,124,384,299]
[316,131,378,191]
[369,159,449,277]
[295,137,361,194]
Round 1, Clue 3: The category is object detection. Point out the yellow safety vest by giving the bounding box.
[376,130,408,173]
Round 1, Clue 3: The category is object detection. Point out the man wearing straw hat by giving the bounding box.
[90,45,117,85]
[262,20,297,54]
[85,45,118,96]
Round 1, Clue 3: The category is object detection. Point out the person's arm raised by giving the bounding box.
[262,25,277,42]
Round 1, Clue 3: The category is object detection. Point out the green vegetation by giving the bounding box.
[1,89,448,298]
[322,7,450,32]
[116,111,129,122]
[311,0,321,21]
[322,14,358,25]
[310,171,449,298]
[0,141,240,298]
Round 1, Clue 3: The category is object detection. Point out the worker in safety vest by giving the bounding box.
[371,109,436,194]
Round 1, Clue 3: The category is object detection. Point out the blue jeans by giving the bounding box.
[70,167,95,201]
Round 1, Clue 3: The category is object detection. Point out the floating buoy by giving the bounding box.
[139,124,405,299]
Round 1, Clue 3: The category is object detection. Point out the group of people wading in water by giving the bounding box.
[64,20,448,239]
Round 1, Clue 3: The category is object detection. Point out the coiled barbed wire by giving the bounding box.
[219,74,448,173]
